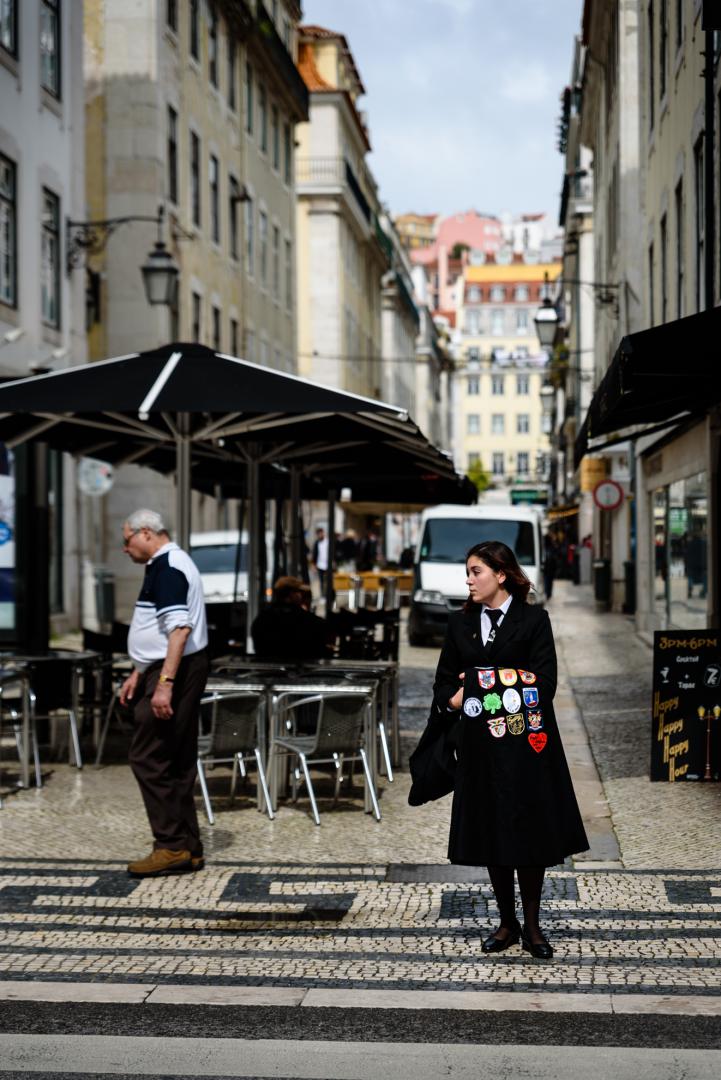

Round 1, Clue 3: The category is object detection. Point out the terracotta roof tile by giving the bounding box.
[297,41,333,91]
[298,24,365,94]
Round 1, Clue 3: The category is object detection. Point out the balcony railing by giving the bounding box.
[295,157,347,184]
[296,156,373,224]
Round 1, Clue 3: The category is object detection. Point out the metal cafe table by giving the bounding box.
[0,649,103,786]
[213,657,399,769]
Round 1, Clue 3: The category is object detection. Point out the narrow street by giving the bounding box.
[0,582,720,1076]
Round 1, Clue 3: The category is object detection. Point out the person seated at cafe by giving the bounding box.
[251,576,333,660]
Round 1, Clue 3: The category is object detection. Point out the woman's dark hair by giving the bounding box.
[463,540,532,611]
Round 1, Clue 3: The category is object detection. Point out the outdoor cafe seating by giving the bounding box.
[0,649,120,794]
[268,691,381,825]
[197,686,274,825]
[0,594,399,827]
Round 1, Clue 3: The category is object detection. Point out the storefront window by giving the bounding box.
[653,472,707,628]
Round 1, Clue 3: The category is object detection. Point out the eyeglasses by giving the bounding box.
[121,528,141,549]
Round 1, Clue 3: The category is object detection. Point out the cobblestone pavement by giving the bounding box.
[0,858,720,994]
[0,583,720,1002]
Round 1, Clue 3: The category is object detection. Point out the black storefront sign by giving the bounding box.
[651,631,721,781]
[702,1,721,30]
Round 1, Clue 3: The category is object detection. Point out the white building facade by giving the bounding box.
[0,0,86,638]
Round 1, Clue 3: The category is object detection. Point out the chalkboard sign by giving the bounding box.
[651,630,721,781]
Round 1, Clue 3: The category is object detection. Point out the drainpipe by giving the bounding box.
[704,29,715,311]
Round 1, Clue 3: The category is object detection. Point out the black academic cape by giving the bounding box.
[433,597,589,868]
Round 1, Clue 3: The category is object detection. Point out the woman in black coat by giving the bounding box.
[433,540,588,959]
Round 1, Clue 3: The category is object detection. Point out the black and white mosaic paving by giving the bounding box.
[1,860,720,995]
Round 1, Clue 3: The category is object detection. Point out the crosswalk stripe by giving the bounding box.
[1,981,721,1015]
[0,1034,719,1078]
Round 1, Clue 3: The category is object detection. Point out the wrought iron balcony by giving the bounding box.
[254,2,309,120]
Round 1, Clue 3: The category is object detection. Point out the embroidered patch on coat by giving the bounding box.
[522,687,539,708]
[498,668,517,686]
[506,712,525,735]
[502,687,522,714]
[528,731,547,753]
[482,692,503,714]
[518,669,537,685]
[487,715,507,738]
[527,710,544,731]
[477,668,496,689]
[463,696,483,718]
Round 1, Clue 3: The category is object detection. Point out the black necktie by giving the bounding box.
[486,608,502,646]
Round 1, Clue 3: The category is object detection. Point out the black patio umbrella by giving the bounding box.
[0,343,472,634]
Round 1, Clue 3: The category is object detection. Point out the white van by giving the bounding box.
[408,504,545,645]
[189,530,274,605]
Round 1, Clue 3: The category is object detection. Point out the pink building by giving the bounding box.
[410,210,502,312]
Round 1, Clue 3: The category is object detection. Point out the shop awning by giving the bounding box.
[574,306,721,467]
[546,504,579,521]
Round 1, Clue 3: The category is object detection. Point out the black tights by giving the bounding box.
[487,865,545,942]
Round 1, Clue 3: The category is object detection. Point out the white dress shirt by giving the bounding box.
[480,593,513,645]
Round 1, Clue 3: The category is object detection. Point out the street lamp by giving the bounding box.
[66,203,179,308]
[539,381,555,433]
[140,212,180,307]
[534,297,559,349]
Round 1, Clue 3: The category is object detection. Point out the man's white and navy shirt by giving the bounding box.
[128,542,208,671]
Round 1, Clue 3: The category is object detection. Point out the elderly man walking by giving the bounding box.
[119,509,209,877]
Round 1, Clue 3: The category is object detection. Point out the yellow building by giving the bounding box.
[394,212,437,253]
[294,25,389,399]
[455,260,560,496]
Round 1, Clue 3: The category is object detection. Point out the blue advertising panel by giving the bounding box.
[0,442,15,632]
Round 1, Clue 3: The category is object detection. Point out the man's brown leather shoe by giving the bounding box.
[127,848,192,877]
[190,854,205,871]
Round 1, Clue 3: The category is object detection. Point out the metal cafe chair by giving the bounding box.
[93,660,134,767]
[197,689,274,825]
[268,692,381,826]
[0,673,39,803]
[7,656,86,771]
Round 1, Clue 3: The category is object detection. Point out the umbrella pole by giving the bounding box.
[246,456,260,653]
[290,466,301,577]
[324,488,337,617]
[176,413,191,551]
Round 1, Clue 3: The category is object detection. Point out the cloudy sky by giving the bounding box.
[301,0,584,221]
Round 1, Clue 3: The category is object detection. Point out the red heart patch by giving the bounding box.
[528,732,547,753]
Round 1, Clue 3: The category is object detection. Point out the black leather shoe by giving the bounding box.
[521,926,553,960]
[481,922,521,954]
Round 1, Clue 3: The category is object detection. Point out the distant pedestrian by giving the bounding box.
[543,533,558,600]
[432,540,588,959]
[119,509,209,878]
[337,529,358,571]
[357,528,378,572]
[312,526,329,591]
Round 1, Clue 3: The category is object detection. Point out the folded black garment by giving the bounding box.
[407,702,461,806]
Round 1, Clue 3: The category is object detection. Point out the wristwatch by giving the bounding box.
[158,674,175,685]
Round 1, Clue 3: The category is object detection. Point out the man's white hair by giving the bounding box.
[125,508,169,535]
